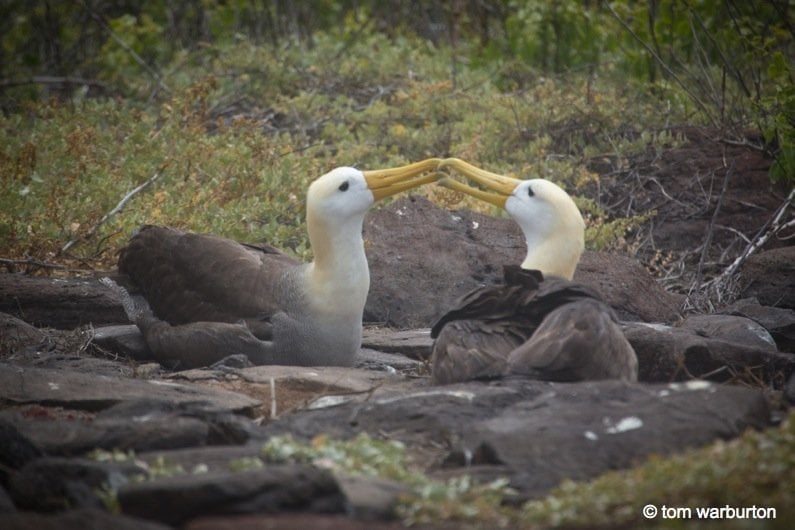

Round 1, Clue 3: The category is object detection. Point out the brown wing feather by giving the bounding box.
[430,266,543,338]
[506,298,638,382]
[118,225,300,336]
[431,319,525,384]
[431,266,637,384]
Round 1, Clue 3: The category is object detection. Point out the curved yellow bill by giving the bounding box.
[437,158,521,208]
[363,158,443,201]
[438,177,509,208]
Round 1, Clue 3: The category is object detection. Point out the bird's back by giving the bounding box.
[430,265,636,384]
[118,225,300,338]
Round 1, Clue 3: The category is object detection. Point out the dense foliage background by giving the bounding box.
[1,0,792,269]
[1,3,793,527]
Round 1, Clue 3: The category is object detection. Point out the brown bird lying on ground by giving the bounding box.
[110,159,442,369]
[430,158,638,384]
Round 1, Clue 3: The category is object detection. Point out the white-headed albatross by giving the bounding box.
[115,159,442,369]
[430,158,638,384]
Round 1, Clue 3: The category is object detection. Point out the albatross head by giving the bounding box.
[307,159,442,222]
[439,158,585,280]
[305,159,443,300]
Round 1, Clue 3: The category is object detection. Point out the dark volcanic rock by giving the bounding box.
[721,297,795,353]
[574,251,683,323]
[1,399,258,457]
[446,380,765,499]
[9,457,145,512]
[28,414,209,456]
[361,328,432,360]
[0,363,260,413]
[118,465,345,526]
[0,418,43,485]
[259,378,768,499]
[0,509,170,530]
[97,399,256,443]
[185,513,408,530]
[364,197,517,329]
[740,246,795,310]
[623,322,795,385]
[679,314,777,351]
[0,485,14,513]
[786,373,795,404]
[0,312,52,356]
[7,351,142,379]
[364,196,682,328]
[129,443,409,521]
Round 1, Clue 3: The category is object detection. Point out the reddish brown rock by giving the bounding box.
[364,196,682,328]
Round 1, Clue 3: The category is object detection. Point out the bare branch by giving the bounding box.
[605,3,719,128]
[0,76,109,90]
[695,162,733,286]
[685,1,751,98]
[707,186,795,287]
[270,377,277,419]
[61,170,162,254]
[0,257,64,270]
[81,0,171,94]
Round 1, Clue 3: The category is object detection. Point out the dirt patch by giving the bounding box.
[193,377,352,421]
[589,126,791,296]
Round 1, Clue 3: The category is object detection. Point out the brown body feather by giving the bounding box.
[431,265,638,384]
[118,225,299,341]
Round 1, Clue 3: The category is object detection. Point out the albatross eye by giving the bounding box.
[527,185,534,197]
[338,181,350,191]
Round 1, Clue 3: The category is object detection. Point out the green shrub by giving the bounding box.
[2,31,676,270]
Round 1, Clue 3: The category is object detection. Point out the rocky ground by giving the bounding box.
[0,128,793,528]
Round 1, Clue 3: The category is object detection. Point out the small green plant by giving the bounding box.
[78,415,795,528]
[88,447,138,463]
[228,456,265,472]
[522,416,795,529]
[95,483,122,513]
[262,433,515,525]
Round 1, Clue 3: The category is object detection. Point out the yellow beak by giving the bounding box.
[437,158,520,208]
[363,158,443,201]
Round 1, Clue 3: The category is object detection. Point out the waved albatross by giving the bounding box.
[115,159,442,368]
[430,158,638,384]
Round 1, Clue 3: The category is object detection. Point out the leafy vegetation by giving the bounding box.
[260,423,795,528]
[0,33,660,269]
[522,414,795,529]
[264,432,518,525]
[3,5,791,527]
[1,1,790,271]
[82,417,794,527]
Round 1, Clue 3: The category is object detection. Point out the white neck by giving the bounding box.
[520,229,583,280]
[521,243,580,280]
[304,211,370,315]
[507,184,585,281]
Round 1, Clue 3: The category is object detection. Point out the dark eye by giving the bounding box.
[527,185,534,197]
[338,181,349,191]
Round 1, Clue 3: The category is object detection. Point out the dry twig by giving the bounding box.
[605,3,718,128]
[695,162,733,287]
[706,186,795,290]
[0,76,109,90]
[61,170,162,254]
[0,257,65,270]
[81,0,171,95]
